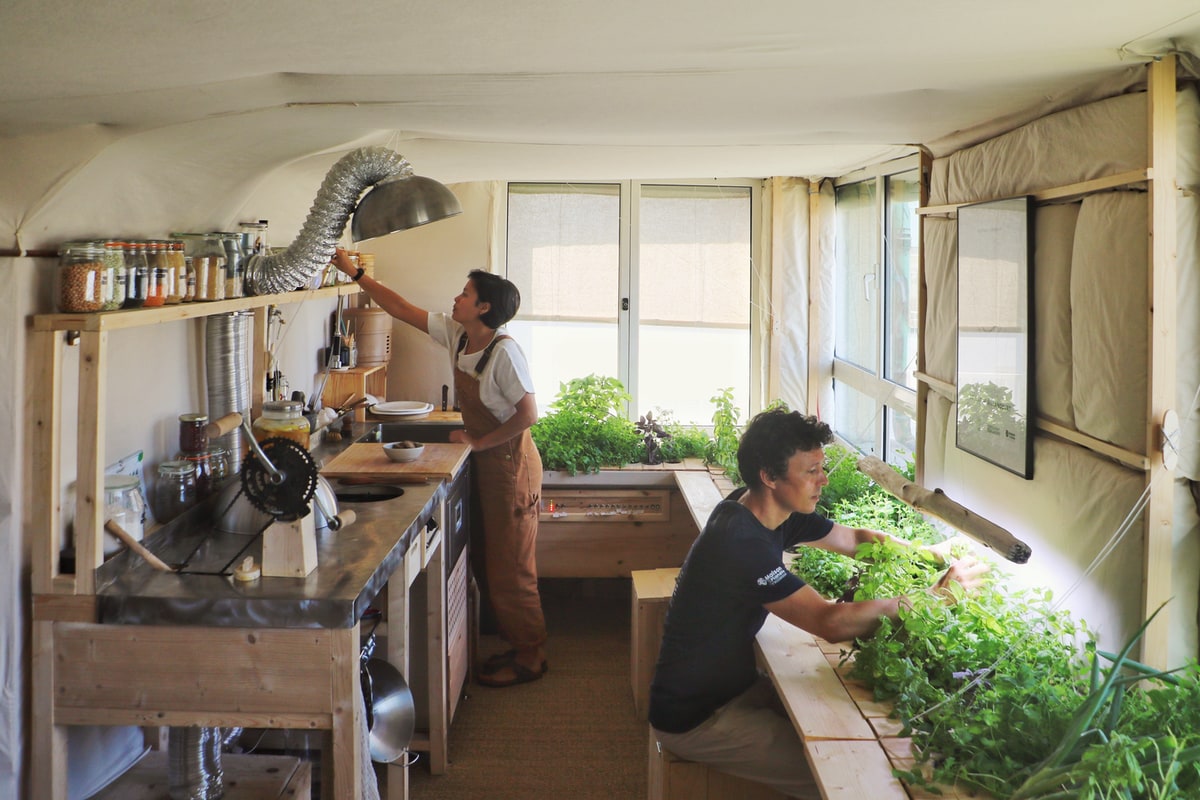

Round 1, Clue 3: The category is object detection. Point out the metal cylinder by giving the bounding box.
[205,312,252,474]
[168,726,224,800]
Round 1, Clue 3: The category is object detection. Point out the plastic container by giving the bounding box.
[252,399,310,450]
[56,242,106,313]
[103,474,146,556]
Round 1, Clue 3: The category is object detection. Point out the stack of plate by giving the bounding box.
[371,400,434,417]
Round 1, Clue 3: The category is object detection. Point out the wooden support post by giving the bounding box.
[1142,55,1178,668]
[261,515,318,578]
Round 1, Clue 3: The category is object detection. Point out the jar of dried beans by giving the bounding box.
[56,242,106,313]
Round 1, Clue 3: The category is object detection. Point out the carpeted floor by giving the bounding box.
[408,578,648,799]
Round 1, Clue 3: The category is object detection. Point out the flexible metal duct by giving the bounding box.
[245,147,412,295]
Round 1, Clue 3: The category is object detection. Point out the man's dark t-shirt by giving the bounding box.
[648,488,834,734]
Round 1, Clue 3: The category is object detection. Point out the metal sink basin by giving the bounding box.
[333,485,406,503]
[360,422,461,444]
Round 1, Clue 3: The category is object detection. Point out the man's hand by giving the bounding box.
[924,534,975,565]
[931,555,990,604]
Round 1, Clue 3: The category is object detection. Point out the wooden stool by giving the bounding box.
[647,728,787,800]
[631,567,680,720]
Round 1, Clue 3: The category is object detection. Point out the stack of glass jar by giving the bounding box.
[174,412,231,503]
[55,235,247,313]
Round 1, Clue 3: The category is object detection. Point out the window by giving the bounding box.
[505,181,762,426]
[831,157,922,465]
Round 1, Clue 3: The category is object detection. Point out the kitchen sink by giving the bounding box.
[333,485,406,503]
[360,422,462,444]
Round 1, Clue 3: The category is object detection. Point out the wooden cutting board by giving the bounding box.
[320,442,470,481]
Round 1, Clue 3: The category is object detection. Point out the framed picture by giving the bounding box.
[955,195,1034,478]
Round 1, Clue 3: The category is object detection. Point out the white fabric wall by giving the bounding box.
[922,83,1200,662]
[772,178,812,412]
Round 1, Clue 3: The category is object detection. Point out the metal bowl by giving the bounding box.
[214,475,339,533]
[361,657,416,763]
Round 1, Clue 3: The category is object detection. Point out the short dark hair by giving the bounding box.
[737,409,833,490]
[468,269,521,328]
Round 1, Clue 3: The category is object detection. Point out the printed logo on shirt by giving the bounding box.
[757,566,790,587]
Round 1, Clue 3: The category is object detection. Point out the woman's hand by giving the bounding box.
[449,430,480,451]
[332,247,357,277]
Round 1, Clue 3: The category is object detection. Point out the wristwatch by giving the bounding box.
[352,266,365,282]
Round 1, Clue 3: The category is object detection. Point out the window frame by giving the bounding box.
[831,154,922,462]
[500,178,767,426]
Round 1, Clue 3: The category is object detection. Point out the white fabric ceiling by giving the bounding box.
[2,0,1199,185]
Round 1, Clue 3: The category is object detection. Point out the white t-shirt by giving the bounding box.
[427,312,535,424]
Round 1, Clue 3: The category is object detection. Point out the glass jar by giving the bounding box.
[165,240,189,303]
[190,238,227,302]
[103,474,146,556]
[206,446,231,487]
[101,240,127,310]
[252,399,310,450]
[143,241,169,307]
[56,242,106,313]
[154,460,197,524]
[218,233,245,299]
[176,450,218,500]
[178,412,209,454]
[122,241,149,308]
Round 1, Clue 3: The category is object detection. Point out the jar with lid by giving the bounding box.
[122,241,149,308]
[103,474,146,556]
[189,237,227,302]
[252,399,310,450]
[165,240,189,303]
[178,413,209,454]
[56,242,106,313]
[217,233,245,299]
[154,460,197,524]
[101,240,127,310]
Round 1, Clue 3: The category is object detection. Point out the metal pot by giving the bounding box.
[360,636,415,763]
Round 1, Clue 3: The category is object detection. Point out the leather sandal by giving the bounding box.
[476,660,548,688]
[480,649,517,674]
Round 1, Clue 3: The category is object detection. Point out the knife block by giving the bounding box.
[261,513,318,578]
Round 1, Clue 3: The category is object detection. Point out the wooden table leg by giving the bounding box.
[425,537,448,774]
[331,625,364,800]
[31,620,68,800]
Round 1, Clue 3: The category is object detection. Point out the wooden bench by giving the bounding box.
[630,567,681,720]
[647,728,788,800]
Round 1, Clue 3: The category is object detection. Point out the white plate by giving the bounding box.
[372,400,435,416]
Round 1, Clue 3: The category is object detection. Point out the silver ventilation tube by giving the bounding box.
[245,147,412,295]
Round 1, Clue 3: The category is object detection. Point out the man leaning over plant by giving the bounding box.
[649,409,988,798]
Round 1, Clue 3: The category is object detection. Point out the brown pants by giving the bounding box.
[470,433,547,651]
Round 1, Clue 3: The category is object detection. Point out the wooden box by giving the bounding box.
[630,567,680,720]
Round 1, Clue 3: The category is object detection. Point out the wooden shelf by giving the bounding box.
[33,283,359,332]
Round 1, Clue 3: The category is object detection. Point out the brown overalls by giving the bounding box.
[454,334,547,653]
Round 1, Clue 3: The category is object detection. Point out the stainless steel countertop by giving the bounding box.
[95,426,444,630]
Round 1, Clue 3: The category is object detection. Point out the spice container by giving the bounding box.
[143,241,170,307]
[217,233,245,299]
[165,240,189,303]
[103,474,146,555]
[154,460,197,524]
[189,237,227,302]
[101,240,127,310]
[252,399,310,450]
[122,241,149,308]
[56,242,106,313]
